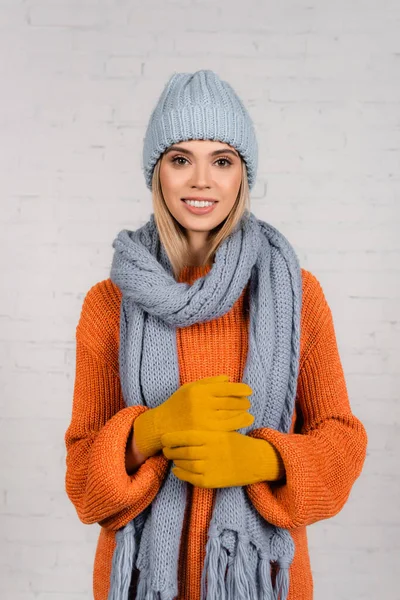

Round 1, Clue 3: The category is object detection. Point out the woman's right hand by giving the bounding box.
[133,375,254,458]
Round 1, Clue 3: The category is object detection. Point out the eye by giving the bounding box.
[215,157,232,167]
[171,156,189,165]
[170,155,233,167]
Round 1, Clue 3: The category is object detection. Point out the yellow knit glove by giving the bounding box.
[161,429,285,488]
[133,375,254,458]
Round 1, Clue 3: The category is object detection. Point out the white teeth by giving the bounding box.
[184,200,215,207]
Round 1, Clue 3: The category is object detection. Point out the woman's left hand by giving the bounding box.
[161,429,285,488]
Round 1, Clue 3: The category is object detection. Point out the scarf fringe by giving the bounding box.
[108,522,177,600]
[200,526,220,599]
[107,523,137,600]
[109,526,290,600]
[217,544,228,599]
[200,528,284,600]
[232,533,259,599]
[258,552,274,599]
[136,567,158,599]
[273,562,290,600]
[135,568,177,600]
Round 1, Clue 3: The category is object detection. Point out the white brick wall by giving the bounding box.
[1,1,398,598]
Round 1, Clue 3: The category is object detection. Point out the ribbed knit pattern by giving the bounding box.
[64,267,367,600]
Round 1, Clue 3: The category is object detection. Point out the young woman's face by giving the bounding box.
[159,139,243,232]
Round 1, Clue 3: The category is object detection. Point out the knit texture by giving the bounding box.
[142,69,258,190]
[108,210,302,600]
[64,268,368,600]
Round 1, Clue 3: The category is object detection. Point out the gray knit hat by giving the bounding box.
[142,69,258,190]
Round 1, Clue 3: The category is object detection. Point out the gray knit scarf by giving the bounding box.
[108,209,302,600]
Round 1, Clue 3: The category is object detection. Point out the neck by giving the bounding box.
[185,229,211,267]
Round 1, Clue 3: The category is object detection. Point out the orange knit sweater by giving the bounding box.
[64,265,367,600]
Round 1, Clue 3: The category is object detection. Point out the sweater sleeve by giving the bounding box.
[64,282,170,532]
[245,272,368,529]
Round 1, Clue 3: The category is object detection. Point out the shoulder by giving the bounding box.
[301,268,330,314]
[300,268,334,361]
[76,278,122,368]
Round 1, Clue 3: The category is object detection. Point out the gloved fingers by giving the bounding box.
[214,413,254,431]
[161,429,214,448]
[172,467,203,487]
[209,395,251,411]
[172,459,206,474]
[207,382,253,398]
[214,408,245,419]
[162,444,207,460]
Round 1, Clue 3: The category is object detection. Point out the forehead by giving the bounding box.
[165,139,239,156]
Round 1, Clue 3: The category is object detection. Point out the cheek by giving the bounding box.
[219,168,242,196]
[160,165,186,197]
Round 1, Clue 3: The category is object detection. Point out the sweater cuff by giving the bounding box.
[85,406,169,525]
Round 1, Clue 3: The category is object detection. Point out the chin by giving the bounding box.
[181,214,225,231]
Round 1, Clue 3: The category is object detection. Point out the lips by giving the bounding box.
[181,198,218,203]
[181,198,218,215]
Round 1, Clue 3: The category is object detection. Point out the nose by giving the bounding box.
[190,162,212,189]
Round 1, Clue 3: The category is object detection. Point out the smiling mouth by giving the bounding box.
[181,199,218,205]
[181,199,219,214]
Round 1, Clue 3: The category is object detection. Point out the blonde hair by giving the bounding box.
[151,158,250,279]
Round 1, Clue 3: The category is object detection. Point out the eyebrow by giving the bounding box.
[164,145,239,158]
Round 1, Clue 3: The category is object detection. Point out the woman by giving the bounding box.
[64,69,368,600]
